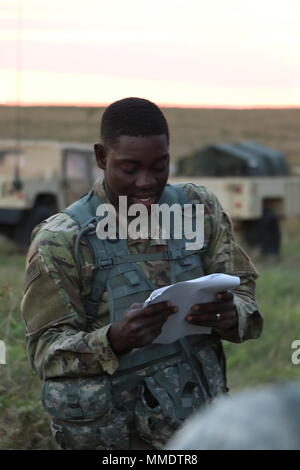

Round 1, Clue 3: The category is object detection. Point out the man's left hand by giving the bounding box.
[186,291,238,331]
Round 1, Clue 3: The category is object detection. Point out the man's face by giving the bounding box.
[95,135,169,208]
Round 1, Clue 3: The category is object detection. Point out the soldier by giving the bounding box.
[21,97,263,450]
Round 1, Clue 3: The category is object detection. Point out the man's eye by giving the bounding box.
[154,164,168,172]
[122,167,136,174]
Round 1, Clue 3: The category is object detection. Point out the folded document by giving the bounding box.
[143,273,240,344]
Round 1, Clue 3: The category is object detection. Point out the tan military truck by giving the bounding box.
[170,141,300,256]
[1,139,299,255]
[0,139,100,247]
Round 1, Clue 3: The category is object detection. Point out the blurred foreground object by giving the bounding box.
[171,141,300,257]
[166,382,300,450]
[0,140,101,248]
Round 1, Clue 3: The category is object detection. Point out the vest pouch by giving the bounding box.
[134,361,205,449]
[42,376,129,450]
[193,343,227,398]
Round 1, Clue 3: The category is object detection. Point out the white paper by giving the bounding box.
[143,273,240,344]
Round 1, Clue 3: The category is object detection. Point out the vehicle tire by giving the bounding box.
[259,208,281,257]
[241,209,281,258]
[14,205,55,248]
[240,220,261,249]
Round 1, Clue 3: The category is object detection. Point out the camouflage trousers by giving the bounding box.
[43,346,227,450]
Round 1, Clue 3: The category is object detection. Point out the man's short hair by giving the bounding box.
[100,97,169,146]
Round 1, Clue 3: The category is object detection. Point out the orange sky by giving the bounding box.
[1,0,300,107]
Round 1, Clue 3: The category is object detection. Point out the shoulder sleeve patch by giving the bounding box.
[23,259,41,293]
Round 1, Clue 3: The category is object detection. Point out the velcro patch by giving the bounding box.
[23,259,41,293]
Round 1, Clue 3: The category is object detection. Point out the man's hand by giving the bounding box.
[185,291,238,331]
[108,301,177,354]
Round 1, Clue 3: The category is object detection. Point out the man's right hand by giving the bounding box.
[108,301,177,355]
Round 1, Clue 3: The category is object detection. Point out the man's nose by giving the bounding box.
[135,172,156,189]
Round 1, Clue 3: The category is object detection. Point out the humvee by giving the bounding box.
[171,141,300,256]
[0,140,101,247]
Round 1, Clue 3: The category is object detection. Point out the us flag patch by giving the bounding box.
[23,260,41,293]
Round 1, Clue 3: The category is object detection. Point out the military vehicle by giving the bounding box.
[0,140,100,247]
[1,139,299,255]
[171,141,300,256]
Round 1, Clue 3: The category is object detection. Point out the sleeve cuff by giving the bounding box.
[234,294,263,341]
[87,324,119,375]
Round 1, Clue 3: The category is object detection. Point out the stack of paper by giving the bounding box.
[143,273,240,344]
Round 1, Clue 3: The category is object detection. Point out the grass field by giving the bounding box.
[1,105,300,168]
[0,220,299,449]
[225,219,300,388]
[0,105,300,449]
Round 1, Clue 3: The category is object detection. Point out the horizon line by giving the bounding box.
[2,101,300,110]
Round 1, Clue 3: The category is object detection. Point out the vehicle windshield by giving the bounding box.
[0,151,23,177]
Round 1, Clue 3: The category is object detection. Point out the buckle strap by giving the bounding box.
[96,248,202,267]
[116,335,214,373]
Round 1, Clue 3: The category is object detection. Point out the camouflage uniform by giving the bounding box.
[21,180,263,450]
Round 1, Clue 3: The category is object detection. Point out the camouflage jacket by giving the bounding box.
[21,179,263,380]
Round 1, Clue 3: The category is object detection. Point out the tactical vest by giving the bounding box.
[64,183,225,405]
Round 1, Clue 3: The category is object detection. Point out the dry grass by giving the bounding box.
[1,105,300,169]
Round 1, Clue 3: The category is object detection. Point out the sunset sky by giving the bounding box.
[1,0,300,107]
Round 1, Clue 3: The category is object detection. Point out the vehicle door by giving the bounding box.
[62,148,94,205]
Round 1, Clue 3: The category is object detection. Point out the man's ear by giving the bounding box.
[94,143,107,170]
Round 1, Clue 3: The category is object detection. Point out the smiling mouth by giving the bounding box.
[131,195,157,206]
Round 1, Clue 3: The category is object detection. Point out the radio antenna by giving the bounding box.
[14,0,23,190]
